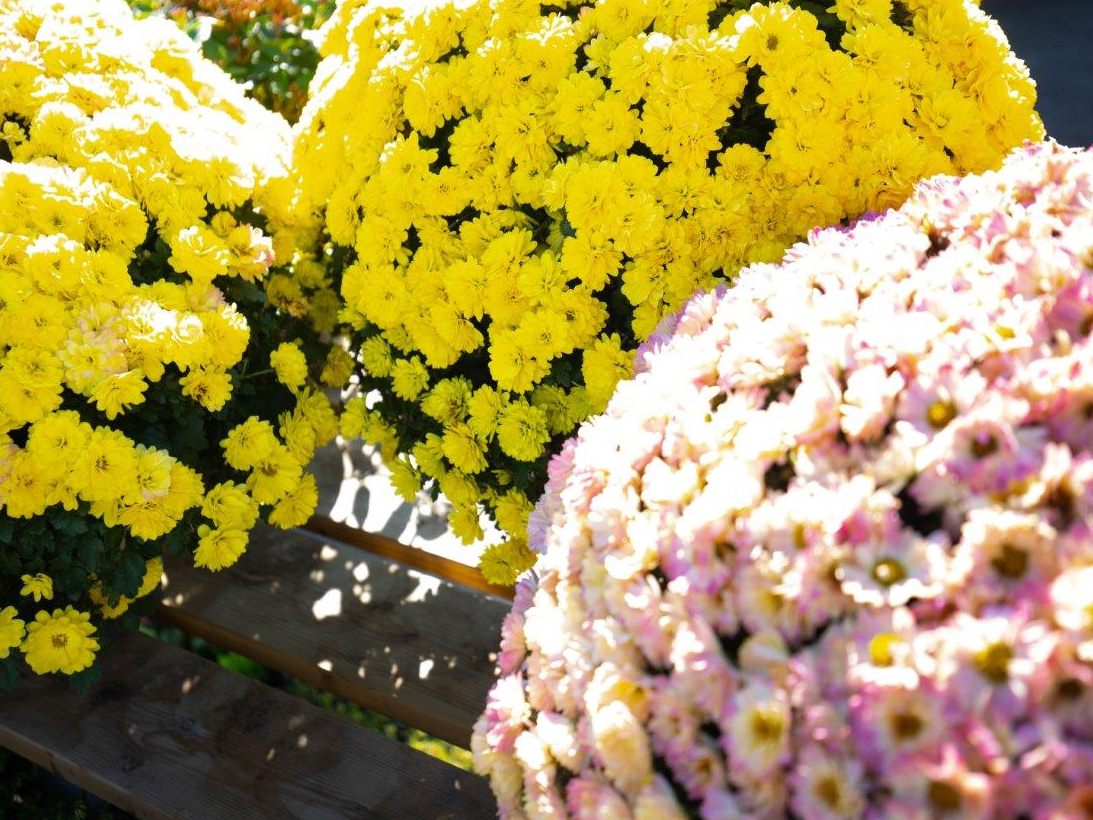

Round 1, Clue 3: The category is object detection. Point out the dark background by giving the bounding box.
[985,0,1092,147]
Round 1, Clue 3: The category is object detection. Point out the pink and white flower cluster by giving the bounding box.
[472,142,1093,819]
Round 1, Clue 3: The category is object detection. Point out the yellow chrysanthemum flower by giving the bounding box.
[194,525,249,571]
[270,341,309,391]
[0,606,26,659]
[582,333,636,414]
[202,482,260,530]
[89,585,132,620]
[179,367,234,411]
[441,424,489,475]
[91,369,148,419]
[0,0,333,675]
[19,573,53,603]
[281,0,1042,574]
[496,401,551,462]
[246,445,303,505]
[221,417,280,471]
[267,473,318,529]
[478,540,537,587]
[320,345,355,388]
[22,607,99,675]
[72,428,139,505]
[389,457,423,502]
[391,357,431,400]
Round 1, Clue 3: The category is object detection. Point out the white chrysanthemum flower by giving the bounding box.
[837,531,949,608]
[1051,566,1093,661]
[591,699,652,794]
[727,682,790,778]
[790,747,866,820]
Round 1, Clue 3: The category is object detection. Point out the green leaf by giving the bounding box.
[0,657,19,692]
[78,535,101,575]
[117,608,143,633]
[173,412,208,461]
[0,547,18,576]
[109,550,146,599]
[103,526,126,552]
[69,663,102,697]
[52,562,87,602]
[0,518,13,544]
[162,521,193,558]
[215,651,270,682]
[16,523,54,560]
[51,511,88,537]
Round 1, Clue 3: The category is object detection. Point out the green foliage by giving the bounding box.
[127,0,335,121]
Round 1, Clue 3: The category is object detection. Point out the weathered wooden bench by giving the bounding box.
[0,515,511,818]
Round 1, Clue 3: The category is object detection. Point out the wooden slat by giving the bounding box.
[308,438,505,577]
[0,632,495,820]
[158,523,510,748]
[306,515,514,600]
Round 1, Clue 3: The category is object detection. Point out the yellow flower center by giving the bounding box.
[1055,678,1084,701]
[51,633,68,649]
[871,558,907,587]
[889,710,923,742]
[792,522,807,549]
[925,399,957,429]
[927,780,962,813]
[868,632,901,666]
[813,776,843,809]
[970,433,999,459]
[990,543,1029,579]
[749,708,784,743]
[1079,313,1093,337]
[974,641,1013,684]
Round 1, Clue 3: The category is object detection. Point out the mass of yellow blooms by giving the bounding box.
[0,0,334,678]
[279,0,1043,582]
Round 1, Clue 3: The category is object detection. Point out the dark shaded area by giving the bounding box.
[0,748,132,820]
[985,0,1093,148]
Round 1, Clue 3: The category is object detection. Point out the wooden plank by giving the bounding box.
[0,632,495,820]
[306,515,514,600]
[158,523,510,748]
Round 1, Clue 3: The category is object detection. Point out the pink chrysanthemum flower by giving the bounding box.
[475,142,1093,817]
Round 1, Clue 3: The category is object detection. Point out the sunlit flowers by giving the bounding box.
[473,142,1093,817]
[284,0,1043,578]
[0,0,332,683]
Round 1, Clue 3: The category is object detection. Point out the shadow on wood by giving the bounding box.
[158,524,510,747]
[0,632,494,819]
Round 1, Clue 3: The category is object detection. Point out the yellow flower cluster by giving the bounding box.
[0,558,162,675]
[283,0,1042,580]
[0,0,333,679]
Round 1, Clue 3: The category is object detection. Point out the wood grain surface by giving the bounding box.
[158,523,510,747]
[306,515,514,600]
[0,632,495,819]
